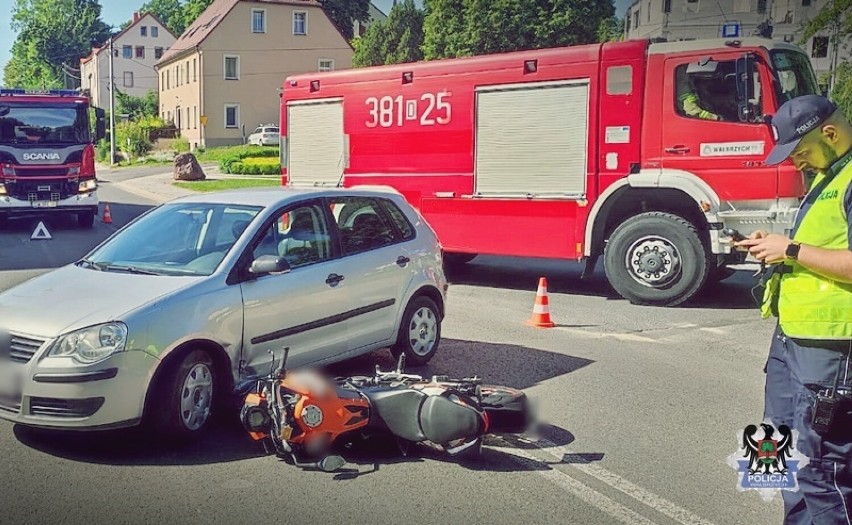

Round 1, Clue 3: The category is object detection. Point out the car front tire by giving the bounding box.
[147,349,216,442]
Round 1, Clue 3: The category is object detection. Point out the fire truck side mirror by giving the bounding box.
[94,108,106,141]
[735,54,758,123]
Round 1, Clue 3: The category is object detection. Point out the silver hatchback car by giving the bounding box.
[0,187,447,439]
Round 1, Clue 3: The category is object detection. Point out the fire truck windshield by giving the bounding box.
[0,103,90,145]
[769,49,820,103]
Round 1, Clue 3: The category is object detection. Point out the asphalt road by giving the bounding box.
[0,168,783,525]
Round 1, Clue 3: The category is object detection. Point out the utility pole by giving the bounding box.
[108,37,116,166]
[828,0,840,97]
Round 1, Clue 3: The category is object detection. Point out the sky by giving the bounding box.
[0,0,632,84]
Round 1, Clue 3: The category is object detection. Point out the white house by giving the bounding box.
[81,12,178,109]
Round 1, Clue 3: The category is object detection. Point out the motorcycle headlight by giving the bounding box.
[49,322,127,364]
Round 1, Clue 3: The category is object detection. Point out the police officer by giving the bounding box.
[737,95,852,524]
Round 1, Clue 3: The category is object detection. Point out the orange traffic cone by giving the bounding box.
[526,277,556,328]
[101,202,112,224]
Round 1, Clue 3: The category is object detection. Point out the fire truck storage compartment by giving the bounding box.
[474,80,589,197]
[287,99,344,185]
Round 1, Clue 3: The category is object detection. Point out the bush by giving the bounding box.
[95,139,109,163]
[173,136,190,154]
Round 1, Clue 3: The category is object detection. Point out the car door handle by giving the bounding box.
[665,145,691,154]
[396,256,410,267]
[325,273,345,286]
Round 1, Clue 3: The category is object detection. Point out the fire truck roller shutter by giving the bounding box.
[474,80,589,197]
[287,99,344,186]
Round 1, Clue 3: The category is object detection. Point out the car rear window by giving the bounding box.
[380,199,415,241]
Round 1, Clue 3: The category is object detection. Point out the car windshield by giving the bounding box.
[266,128,279,133]
[0,103,90,144]
[81,203,262,276]
[769,49,820,103]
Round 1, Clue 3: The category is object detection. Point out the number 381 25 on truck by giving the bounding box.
[279,38,820,306]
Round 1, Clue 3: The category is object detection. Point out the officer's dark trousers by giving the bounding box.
[765,326,852,524]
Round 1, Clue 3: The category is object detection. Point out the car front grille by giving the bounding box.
[29,397,104,418]
[9,334,47,364]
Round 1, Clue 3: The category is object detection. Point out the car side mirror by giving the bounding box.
[249,255,291,276]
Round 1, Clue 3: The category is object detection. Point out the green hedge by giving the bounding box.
[227,161,281,175]
[219,146,281,174]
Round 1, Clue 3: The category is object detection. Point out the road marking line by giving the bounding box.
[555,327,658,344]
[489,437,658,525]
[513,437,718,525]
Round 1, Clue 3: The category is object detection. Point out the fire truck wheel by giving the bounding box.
[604,212,711,306]
[77,211,95,228]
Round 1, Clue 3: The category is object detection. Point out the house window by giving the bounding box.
[136,46,145,59]
[155,47,163,59]
[812,36,829,58]
[114,48,119,57]
[166,70,170,89]
[225,104,239,128]
[224,55,239,80]
[252,9,266,33]
[141,26,147,37]
[293,11,307,35]
[318,59,334,72]
[122,45,132,58]
[647,1,651,22]
[193,106,197,129]
[186,61,190,82]
[193,58,197,82]
[632,10,639,29]
[123,71,134,88]
[152,26,159,37]
[757,0,766,12]
[802,0,811,5]
[663,0,671,12]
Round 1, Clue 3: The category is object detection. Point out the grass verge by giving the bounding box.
[173,178,281,192]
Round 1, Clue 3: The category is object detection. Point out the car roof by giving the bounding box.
[167,186,403,208]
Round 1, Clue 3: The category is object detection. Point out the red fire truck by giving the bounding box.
[279,38,820,306]
[0,89,105,228]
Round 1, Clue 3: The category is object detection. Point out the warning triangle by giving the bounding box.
[30,221,52,240]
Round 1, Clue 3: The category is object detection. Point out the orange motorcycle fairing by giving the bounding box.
[281,372,371,447]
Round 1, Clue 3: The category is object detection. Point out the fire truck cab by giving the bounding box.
[0,89,105,228]
[279,38,821,306]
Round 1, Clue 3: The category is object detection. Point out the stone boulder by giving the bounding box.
[173,152,206,181]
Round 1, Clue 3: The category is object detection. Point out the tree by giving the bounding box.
[320,0,371,40]
[798,0,851,115]
[422,0,467,59]
[422,0,615,59]
[597,15,624,43]
[180,0,215,33]
[353,0,424,67]
[5,0,111,89]
[116,90,159,120]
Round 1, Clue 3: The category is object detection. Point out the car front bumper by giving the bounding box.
[0,343,159,430]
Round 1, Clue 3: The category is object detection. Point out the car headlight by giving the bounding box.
[49,322,127,364]
[78,179,97,192]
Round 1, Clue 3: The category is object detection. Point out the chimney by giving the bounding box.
[133,12,140,23]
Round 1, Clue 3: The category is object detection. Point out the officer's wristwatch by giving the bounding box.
[785,241,802,260]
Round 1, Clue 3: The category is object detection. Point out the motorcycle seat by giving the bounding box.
[366,388,428,442]
[420,395,481,445]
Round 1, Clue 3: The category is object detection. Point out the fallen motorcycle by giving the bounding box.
[240,348,532,472]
